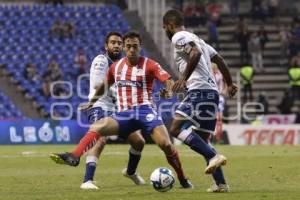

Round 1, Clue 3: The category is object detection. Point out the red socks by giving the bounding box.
[166,150,186,180]
[72,131,100,157]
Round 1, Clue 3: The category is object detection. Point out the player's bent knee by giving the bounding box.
[98,137,107,146]
[158,140,172,151]
[89,121,106,134]
[169,125,181,137]
[131,139,145,151]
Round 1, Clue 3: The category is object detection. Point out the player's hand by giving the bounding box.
[227,83,238,98]
[172,79,186,93]
[79,102,93,111]
[160,88,173,99]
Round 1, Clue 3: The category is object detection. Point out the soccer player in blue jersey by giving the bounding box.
[163,9,238,192]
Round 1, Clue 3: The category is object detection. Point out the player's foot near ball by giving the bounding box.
[49,152,80,167]
[179,178,194,189]
[122,168,146,185]
[206,183,230,193]
[205,154,227,174]
[80,181,99,190]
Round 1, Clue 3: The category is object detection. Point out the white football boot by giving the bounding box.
[122,168,146,185]
[205,154,227,174]
[80,181,99,190]
[207,183,230,193]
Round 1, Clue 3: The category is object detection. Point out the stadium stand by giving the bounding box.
[0,4,131,119]
[0,91,23,119]
[179,1,300,119]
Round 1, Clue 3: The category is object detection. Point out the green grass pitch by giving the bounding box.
[0,145,299,200]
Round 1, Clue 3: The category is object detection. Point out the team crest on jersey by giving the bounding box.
[146,113,155,122]
[136,69,144,76]
[208,77,216,86]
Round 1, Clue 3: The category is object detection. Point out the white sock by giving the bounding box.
[86,155,98,164]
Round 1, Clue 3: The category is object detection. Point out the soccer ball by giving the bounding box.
[150,167,175,192]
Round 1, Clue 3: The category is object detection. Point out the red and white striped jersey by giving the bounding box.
[107,56,170,111]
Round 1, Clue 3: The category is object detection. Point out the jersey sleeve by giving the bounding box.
[205,43,218,58]
[149,59,171,82]
[90,55,109,89]
[171,32,194,54]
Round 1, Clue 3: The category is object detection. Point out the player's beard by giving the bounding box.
[108,51,121,61]
[166,30,173,41]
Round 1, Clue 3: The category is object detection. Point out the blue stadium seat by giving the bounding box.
[0,4,137,119]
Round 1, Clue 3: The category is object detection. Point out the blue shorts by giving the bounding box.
[176,89,219,134]
[112,105,164,139]
[86,107,113,124]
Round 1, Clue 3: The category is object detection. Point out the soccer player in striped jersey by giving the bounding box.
[52,32,146,189]
[163,9,238,192]
[50,31,193,188]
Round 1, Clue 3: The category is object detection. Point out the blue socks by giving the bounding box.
[126,147,142,175]
[178,128,216,159]
[177,127,226,185]
[83,155,98,182]
[206,148,226,185]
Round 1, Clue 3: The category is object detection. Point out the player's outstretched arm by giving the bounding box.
[211,54,238,98]
[79,80,111,110]
[172,42,201,93]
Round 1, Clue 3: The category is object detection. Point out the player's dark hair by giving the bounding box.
[163,9,184,27]
[123,31,142,44]
[105,32,122,44]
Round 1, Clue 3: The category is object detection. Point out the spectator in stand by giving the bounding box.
[206,1,222,26]
[183,0,207,27]
[229,0,239,17]
[278,90,293,114]
[256,92,269,115]
[63,22,75,38]
[249,31,264,72]
[42,59,63,97]
[289,18,300,57]
[279,25,291,65]
[267,0,279,19]
[74,48,88,75]
[207,20,219,50]
[251,0,266,21]
[240,64,254,102]
[235,16,248,34]
[50,20,64,39]
[258,25,269,53]
[235,16,250,63]
[23,62,40,84]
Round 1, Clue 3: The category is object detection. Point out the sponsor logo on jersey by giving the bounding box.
[117,80,143,88]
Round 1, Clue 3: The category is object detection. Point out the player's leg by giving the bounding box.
[80,137,106,190]
[81,108,109,189]
[151,125,193,188]
[197,131,229,193]
[170,114,217,163]
[122,131,146,185]
[72,117,119,157]
[170,90,226,174]
[49,117,119,166]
